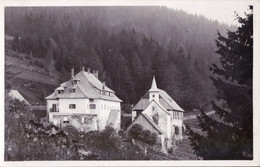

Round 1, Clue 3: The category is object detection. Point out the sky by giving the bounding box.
[165,1,251,26]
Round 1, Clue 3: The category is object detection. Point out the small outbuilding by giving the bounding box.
[8,89,31,106]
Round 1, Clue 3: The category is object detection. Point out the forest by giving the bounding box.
[5,7,233,110]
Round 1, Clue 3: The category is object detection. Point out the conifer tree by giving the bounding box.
[187,6,253,160]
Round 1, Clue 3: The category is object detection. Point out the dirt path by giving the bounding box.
[183,111,215,120]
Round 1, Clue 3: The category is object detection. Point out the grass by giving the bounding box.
[174,136,201,160]
[5,48,60,105]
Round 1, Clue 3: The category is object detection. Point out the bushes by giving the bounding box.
[121,104,132,114]
[29,59,44,68]
[121,115,132,130]
[5,96,149,160]
[8,98,30,113]
[5,97,77,160]
[80,126,121,152]
[33,59,44,68]
[128,124,157,146]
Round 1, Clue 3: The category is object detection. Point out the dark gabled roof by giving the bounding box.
[132,88,184,112]
[45,70,122,102]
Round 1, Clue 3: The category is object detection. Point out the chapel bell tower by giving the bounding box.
[149,76,159,103]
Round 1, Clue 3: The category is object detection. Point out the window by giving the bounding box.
[72,89,76,93]
[153,94,155,98]
[69,104,76,109]
[52,104,57,112]
[101,104,103,110]
[90,99,94,102]
[63,117,69,123]
[89,104,96,109]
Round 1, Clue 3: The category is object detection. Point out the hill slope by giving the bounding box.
[5,7,233,109]
[5,36,60,105]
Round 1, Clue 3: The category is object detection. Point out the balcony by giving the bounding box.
[50,107,59,112]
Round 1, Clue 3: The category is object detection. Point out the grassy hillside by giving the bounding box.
[5,36,60,105]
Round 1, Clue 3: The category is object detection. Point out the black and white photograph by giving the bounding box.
[1,0,259,166]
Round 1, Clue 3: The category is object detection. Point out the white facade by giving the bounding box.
[142,101,172,139]
[46,68,122,131]
[130,76,184,150]
[59,99,89,114]
[47,98,121,130]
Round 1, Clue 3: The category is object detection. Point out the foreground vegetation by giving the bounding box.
[5,99,145,160]
[5,96,199,160]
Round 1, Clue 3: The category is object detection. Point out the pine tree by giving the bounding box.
[187,7,253,160]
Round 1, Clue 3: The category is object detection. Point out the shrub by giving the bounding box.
[121,104,132,114]
[6,93,30,113]
[121,115,132,130]
[34,59,44,68]
[128,124,157,146]
[5,97,78,160]
[81,126,121,152]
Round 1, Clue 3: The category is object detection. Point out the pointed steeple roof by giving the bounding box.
[149,76,158,92]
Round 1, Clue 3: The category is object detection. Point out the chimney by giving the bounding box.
[93,70,99,79]
[87,68,90,73]
[81,66,85,72]
[71,68,74,79]
[102,81,105,89]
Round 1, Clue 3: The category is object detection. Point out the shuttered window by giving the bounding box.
[89,104,96,109]
[69,104,76,109]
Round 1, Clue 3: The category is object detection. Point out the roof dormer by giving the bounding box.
[56,86,64,94]
[72,76,80,85]
[71,85,76,93]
